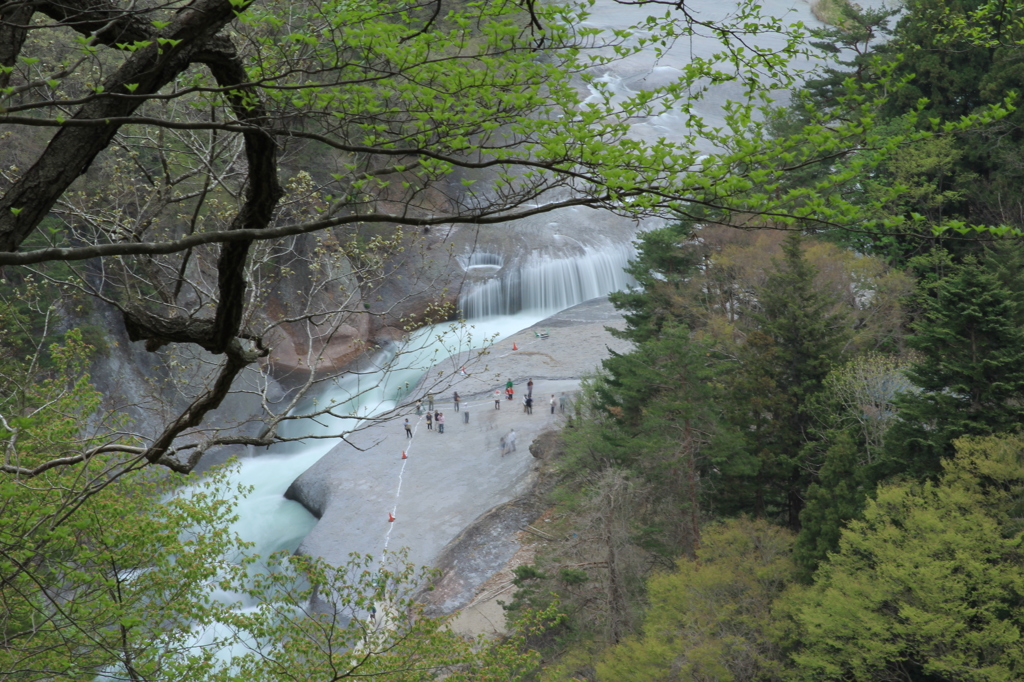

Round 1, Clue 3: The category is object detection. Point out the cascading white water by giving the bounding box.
[458,242,635,319]
[203,239,637,565]
[132,238,641,678]
[166,0,839,661]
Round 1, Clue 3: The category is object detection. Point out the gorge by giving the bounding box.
[182,0,846,616]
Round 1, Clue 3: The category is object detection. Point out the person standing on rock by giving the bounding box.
[415,399,422,415]
[425,411,433,430]
[507,429,517,452]
[525,396,533,415]
[427,393,434,411]
[494,389,502,409]
[559,393,567,413]
[527,378,534,398]
[550,395,556,414]
[453,391,460,412]
[437,412,445,434]
[500,434,507,456]
[404,418,412,438]
[463,405,470,424]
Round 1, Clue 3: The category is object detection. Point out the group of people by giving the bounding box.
[422,410,445,433]
[407,380,570,444]
[407,390,465,436]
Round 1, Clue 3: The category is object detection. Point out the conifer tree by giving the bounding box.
[729,233,849,528]
[608,220,705,345]
[589,323,727,558]
[792,431,869,579]
[884,258,1024,479]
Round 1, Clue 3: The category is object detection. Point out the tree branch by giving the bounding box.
[0,0,243,252]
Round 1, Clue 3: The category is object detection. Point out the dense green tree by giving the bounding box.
[801,2,899,112]
[881,0,1024,232]
[594,517,795,682]
[767,0,1023,257]
[728,233,849,528]
[880,0,998,123]
[608,220,706,345]
[577,323,732,558]
[985,240,1024,326]
[940,435,1024,535]
[853,0,1024,233]
[884,257,1024,480]
[757,234,851,409]
[791,432,867,581]
[786,436,1024,682]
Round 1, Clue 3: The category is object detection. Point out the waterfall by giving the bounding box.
[199,239,636,562]
[458,242,635,319]
[151,0,835,659]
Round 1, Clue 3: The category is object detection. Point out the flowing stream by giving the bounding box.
[198,0,851,589]
[215,244,637,566]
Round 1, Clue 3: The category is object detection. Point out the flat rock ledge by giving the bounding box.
[284,297,631,613]
[416,431,562,617]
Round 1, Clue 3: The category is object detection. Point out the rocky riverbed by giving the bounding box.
[285,296,632,618]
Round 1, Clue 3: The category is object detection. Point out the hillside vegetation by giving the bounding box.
[499,2,1024,679]
[3,0,1024,680]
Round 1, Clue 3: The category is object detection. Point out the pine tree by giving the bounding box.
[729,233,850,528]
[759,233,851,406]
[884,258,1024,479]
[591,323,727,558]
[608,220,705,345]
[801,3,898,113]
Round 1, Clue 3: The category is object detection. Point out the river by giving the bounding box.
[199,0,840,597]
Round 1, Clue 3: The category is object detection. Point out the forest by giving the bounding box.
[3,0,1024,679]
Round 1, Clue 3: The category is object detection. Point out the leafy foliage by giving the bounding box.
[595,518,796,682]
[792,353,917,576]
[0,328,556,681]
[787,436,1024,682]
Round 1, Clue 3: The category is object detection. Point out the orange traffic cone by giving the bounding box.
[401,451,407,459]
[512,342,518,350]
[388,512,395,522]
